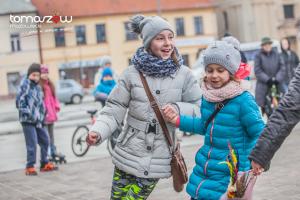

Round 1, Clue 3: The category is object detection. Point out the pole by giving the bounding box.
[156,0,161,16]
[36,11,43,64]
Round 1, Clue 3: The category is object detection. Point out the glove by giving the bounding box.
[272,78,279,85]
[267,78,273,87]
[267,77,278,87]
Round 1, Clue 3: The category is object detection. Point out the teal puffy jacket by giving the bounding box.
[179,91,265,200]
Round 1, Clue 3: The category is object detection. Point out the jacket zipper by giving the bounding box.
[195,119,215,198]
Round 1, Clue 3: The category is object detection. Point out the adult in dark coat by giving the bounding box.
[249,64,300,174]
[280,38,299,88]
[254,37,286,113]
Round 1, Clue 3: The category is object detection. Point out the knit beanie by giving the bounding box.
[100,56,111,67]
[221,36,241,51]
[41,64,49,74]
[203,41,241,75]
[27,63,41,77]
[129,14,174,49]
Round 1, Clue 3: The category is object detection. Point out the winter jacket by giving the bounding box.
[93,80,116,96]
[94,67,118,86]
[90,65,201,179]
[16,78,45,127]
[254,49,286,107]
[43,80,60,124]
[280,50,299,84]
[179,92,265,200]
[249,64,300,170]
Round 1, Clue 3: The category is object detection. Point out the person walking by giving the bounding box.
[280,37,299,90]
[249,64,300,175]
[163,41,265,200]
[86,14,201,199]
[254,37,286,115]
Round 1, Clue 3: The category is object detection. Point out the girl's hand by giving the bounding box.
[86,132,101,146]
[251,161,264,176]
[162,104,179,125]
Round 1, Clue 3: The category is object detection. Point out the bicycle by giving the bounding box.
[264,84,282,117]
[71,109,97,157]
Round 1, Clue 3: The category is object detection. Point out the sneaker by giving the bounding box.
[40,162,59,172]
[25,167,38,176]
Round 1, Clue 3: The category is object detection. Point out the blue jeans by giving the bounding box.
[21,123,49,168]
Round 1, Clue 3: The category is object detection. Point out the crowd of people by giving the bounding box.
[15,13,299,200]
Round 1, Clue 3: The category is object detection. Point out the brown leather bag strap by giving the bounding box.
[138,71,174,148]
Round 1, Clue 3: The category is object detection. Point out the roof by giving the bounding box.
[0,0,36,15]
[31,0,215,17]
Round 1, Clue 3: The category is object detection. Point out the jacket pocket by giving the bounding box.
[120,126,138,147]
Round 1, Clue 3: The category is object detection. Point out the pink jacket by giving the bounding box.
[43,81,60,124]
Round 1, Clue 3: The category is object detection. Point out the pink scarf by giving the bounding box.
[201,80,247,102]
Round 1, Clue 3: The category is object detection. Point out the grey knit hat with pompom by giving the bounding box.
[203,41,241,75]
[221,36,241,51]
[129,14,174,49]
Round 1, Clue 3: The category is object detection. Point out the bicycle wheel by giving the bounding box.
[72,125,90,157]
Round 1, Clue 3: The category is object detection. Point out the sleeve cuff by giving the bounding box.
[175,116,180,128]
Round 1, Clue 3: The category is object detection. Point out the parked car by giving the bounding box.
[56,79,84,104]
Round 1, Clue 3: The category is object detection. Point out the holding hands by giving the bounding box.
[86,132,101,146]
[162,104,179,125]
[251,161,264,176]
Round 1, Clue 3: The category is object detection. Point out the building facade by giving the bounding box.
[0,0,218,96]
[216,0,300,54]
[32,0,218,88]
[0,0,41,97]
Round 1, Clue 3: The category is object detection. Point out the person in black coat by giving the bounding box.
[280,37,299,89]
[254,37,286,115]
[249,64,300,175]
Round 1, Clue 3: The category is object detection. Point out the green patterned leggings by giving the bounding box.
[110,167,159,200]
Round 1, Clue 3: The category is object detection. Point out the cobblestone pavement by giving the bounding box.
[0,125,300,200]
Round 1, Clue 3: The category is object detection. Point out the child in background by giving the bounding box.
[163,41,265,200]
[40,65,66,163]
[93,67,116,107]
[16,63,58,175]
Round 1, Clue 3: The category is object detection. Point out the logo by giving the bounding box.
[10,14,73,24]
[9,13,73,29]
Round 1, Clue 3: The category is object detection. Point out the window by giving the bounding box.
[75,25,86,45]
[7,72,21,94]
[175,18,185,36]
[96,24,106,43]
[223,11,229,31]
[283,4,294,19]
[182,54,190,67]
[194,16,204,35]
[10,33,21,52]
[54,27,65,47]
[124,22,138,41]
[60,82,72,89]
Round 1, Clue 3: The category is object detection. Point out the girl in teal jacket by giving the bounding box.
[163,41,265,200]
